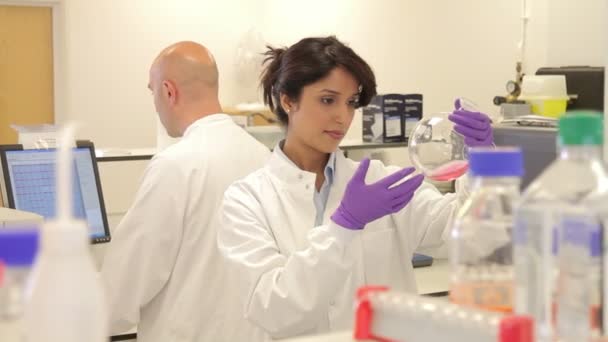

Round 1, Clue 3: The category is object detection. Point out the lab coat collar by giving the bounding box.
[183,113,232,138]
[267,142,343,186]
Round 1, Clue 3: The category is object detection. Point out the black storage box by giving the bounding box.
[362,94,423,143]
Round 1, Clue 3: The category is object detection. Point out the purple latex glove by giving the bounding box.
[331,158,425,230]
[448,99,493,147]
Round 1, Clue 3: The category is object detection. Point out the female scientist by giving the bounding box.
[217,36,493,340]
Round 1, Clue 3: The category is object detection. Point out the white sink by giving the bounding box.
[245,125,284,149]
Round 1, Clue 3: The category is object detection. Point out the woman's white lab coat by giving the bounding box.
[218,148,470,340]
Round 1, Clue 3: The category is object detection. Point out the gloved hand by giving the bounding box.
[331,158,425,230]
[448,99,493,147]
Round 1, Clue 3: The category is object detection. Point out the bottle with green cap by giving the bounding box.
[513,111,608,341]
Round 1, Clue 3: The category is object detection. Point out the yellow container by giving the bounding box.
[519,75,569,118]
[523,97,569,118]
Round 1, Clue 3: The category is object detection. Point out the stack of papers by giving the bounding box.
[500,115,558,127]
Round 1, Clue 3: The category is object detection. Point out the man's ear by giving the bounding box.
[163,80,178,105]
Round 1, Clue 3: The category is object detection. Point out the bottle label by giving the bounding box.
[450,279,513,313]
[556,214,601,339]
[513,206,557,336]
[562,217,596,247]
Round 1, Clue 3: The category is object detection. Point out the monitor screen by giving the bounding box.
[0,142,111,243]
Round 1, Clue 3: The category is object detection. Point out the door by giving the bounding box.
[0,5,54,144]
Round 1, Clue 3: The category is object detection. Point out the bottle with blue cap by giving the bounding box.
[0,228,39,341]
[449,147,524,313]
[513,111,608,341]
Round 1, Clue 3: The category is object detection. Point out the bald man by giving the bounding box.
[100,41,270,342]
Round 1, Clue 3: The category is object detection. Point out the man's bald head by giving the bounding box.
[149,41,223,137]
[151,41,219,98]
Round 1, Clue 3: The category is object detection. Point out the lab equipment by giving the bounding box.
[0,228,39,341]
[362,94,407,143]
[331,158,424,229]
[0,140,111,243]
[362,94,423,143]
[403,94,423,139]
[500,115,557,128]
[536,66,604,112]
[354,287,534,342]
[513,112,607,341]
[10,124,58,149]
[493,62,524,107]
[518,75,569,118]
[25,125,108,342]
[408,98,493,182]
[449,147,523,313]
[493,124,557,190]
[498,103,532,121]
[235,28,266,104]
[408,113,468,181]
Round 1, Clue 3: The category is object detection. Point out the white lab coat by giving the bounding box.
[100,114,270,342]
[218,147,470,340]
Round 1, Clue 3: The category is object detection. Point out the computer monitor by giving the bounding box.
[493,124,558,190]
[0,141,111,244]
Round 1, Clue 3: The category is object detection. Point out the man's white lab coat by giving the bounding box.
[101,114,270,342]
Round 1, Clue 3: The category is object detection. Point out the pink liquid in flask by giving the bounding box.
[428,160,469,181]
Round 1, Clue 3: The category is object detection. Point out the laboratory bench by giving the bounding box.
[95,139,408,163]
[95,148,156,162]
[110,260,449,341]
[282,259,450,342]
[283,331,355,342]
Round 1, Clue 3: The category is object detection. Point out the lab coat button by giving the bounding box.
[298,174,304,180]
[305,184,310,190]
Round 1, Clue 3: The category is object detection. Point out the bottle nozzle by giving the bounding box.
[56,123,76,222]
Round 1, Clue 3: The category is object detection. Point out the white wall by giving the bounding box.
[259,0,547,117]
[542,0,607,159]
[256,0,551,166]
[545,0,607,66]
[57,0,262,148]
[45,0,604,152]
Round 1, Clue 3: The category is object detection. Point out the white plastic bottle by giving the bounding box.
[449,147,524,313]
[0,229,39,341]
[513,112,608,341]
[25,125,108,342]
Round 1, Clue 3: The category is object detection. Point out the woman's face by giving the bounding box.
[282,67,360,154]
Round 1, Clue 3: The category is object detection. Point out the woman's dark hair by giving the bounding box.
[260,36,377,125]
